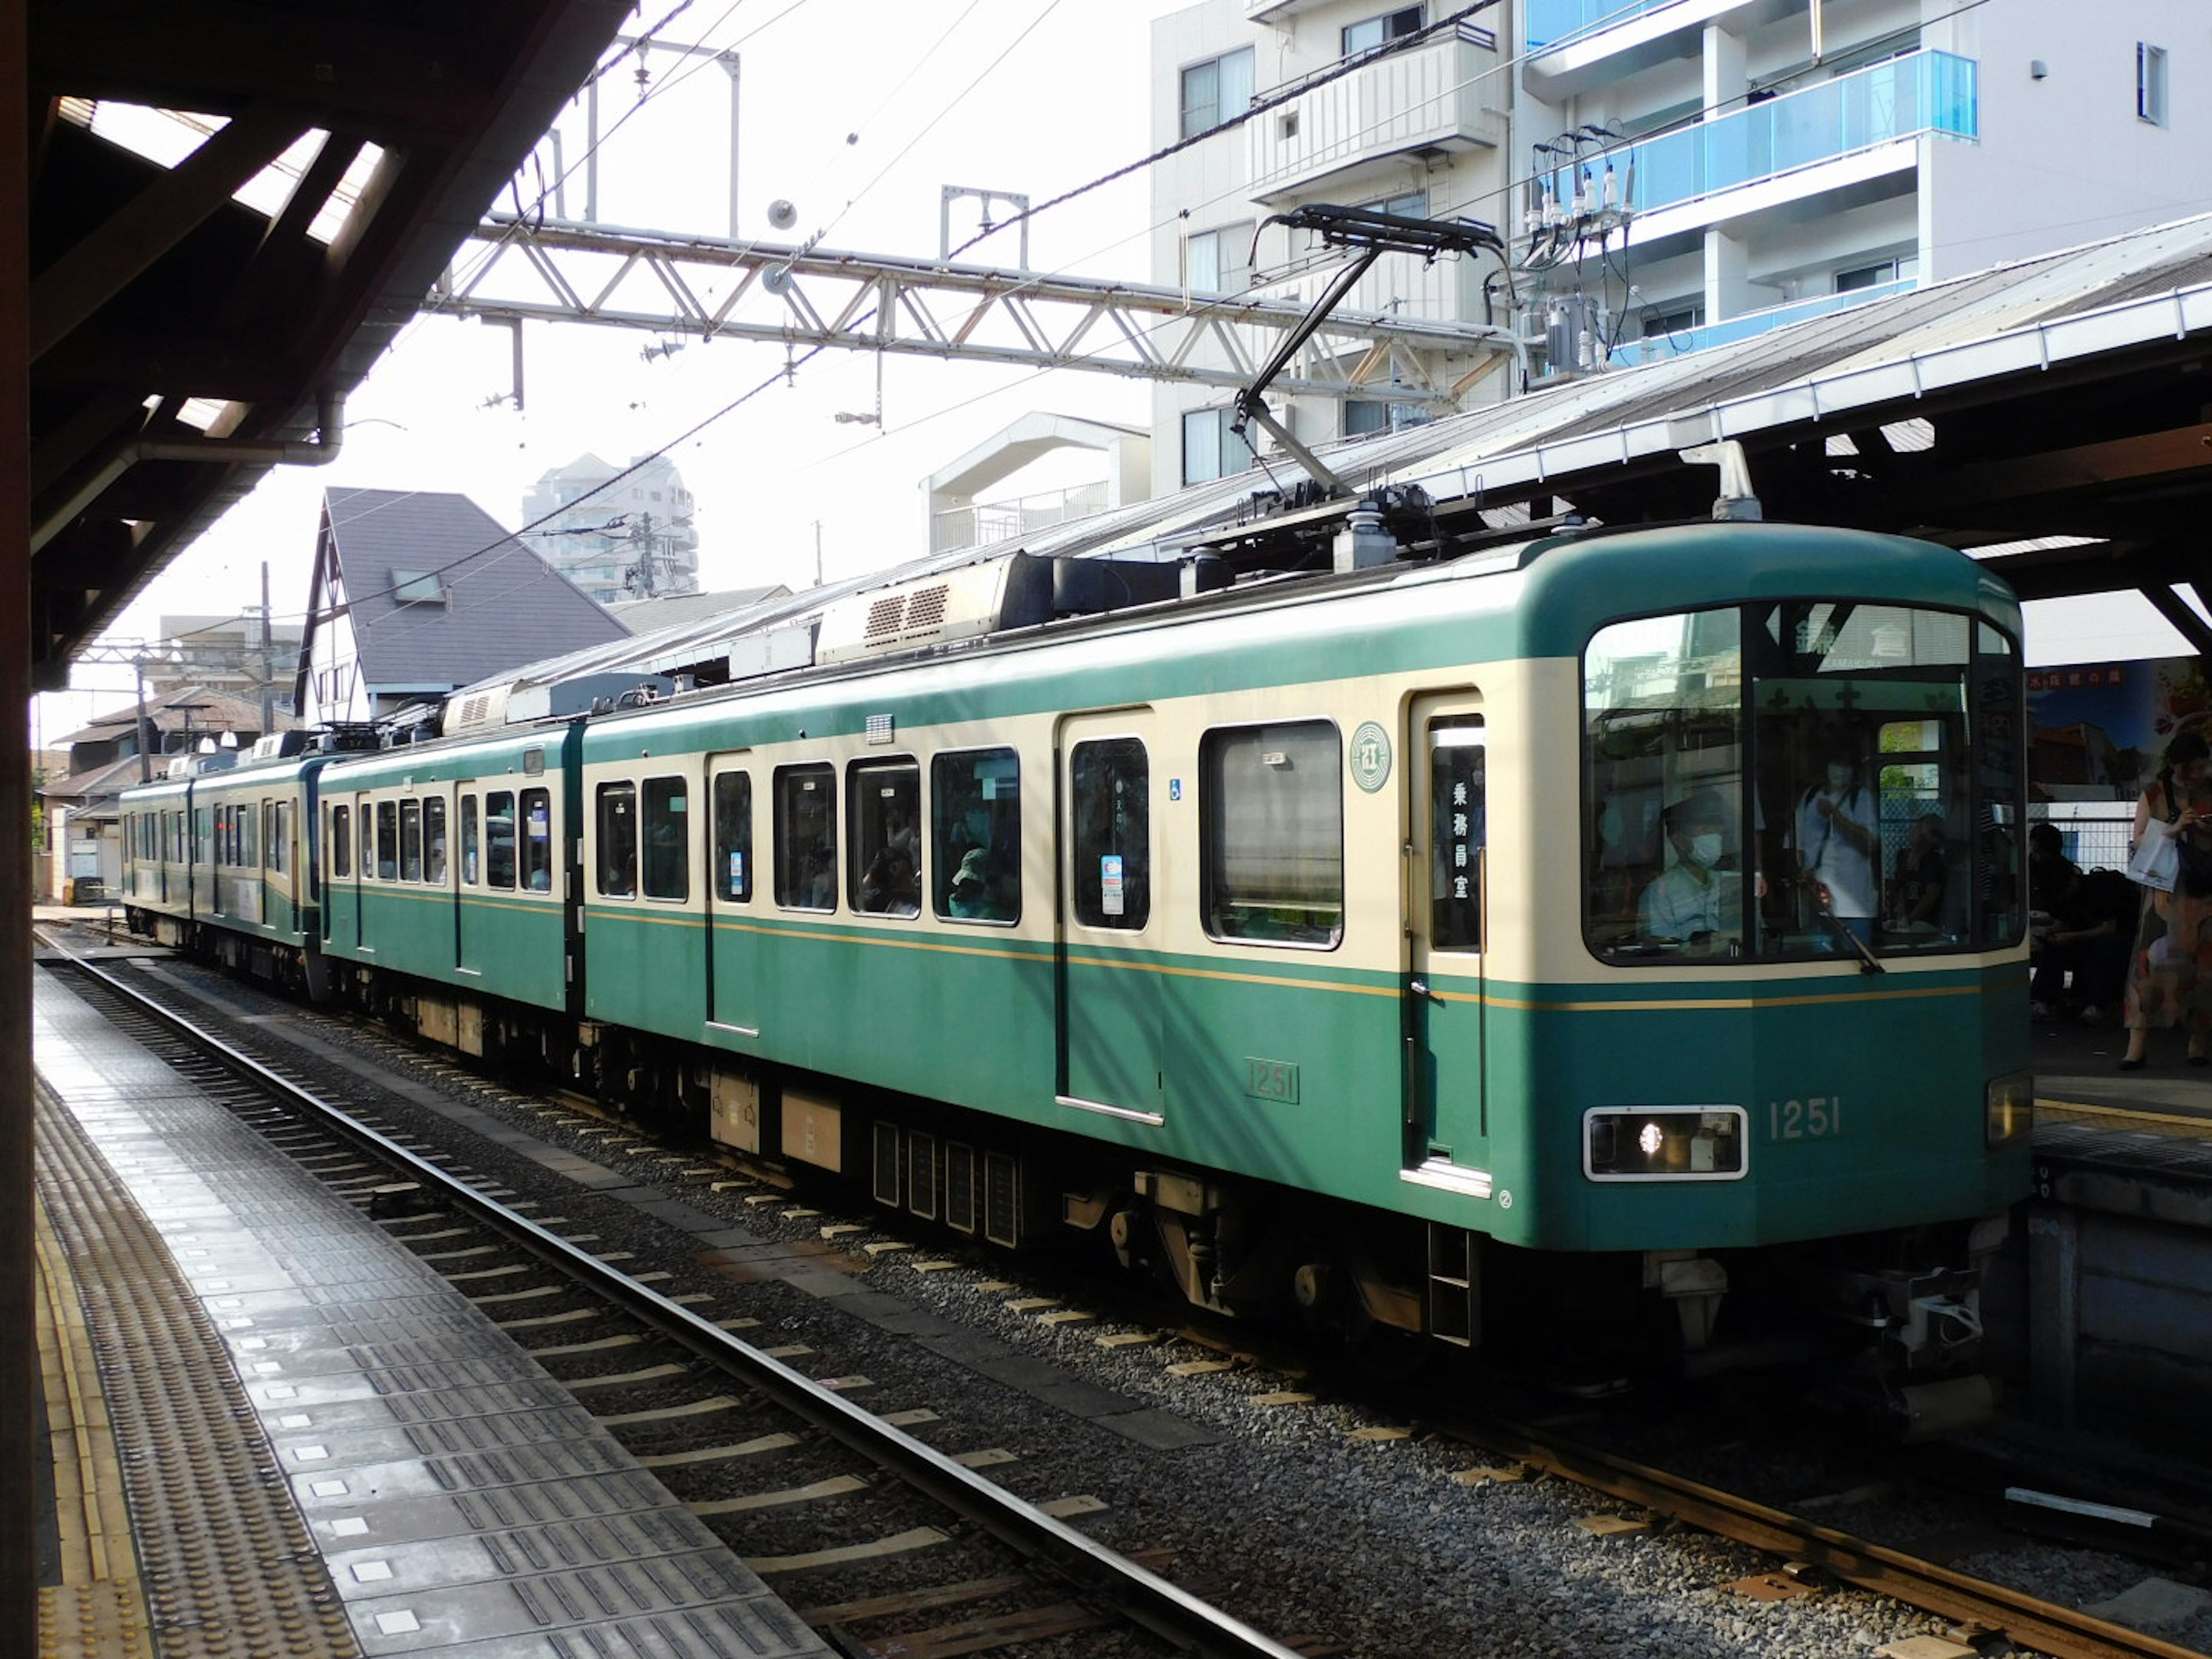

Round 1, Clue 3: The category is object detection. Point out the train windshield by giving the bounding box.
[1585,600,2023,965]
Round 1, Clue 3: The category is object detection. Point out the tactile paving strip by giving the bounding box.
[36,1082,364,1659]
[33,970,835,1659]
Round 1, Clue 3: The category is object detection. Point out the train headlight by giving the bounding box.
[1584,1106,1748,1181]
[1985,1070,2035,1146]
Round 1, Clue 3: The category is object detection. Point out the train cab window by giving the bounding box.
[331,805,352,879]
[399,800,423,882]
[485,790,516,888]
[375,802,398,880]
[1428,718,1486,950]
[932,749,1019,923]
[597,782,638,898]
[712,772,752,902]
[849,762,920,917]
[521,788,553,892]
[1585,601,2022,965]
[1200,721,1343,948]
[423,797,448,885]
[642,777,688,901]
[1070,738,1149,930]
[774,765,836,910]
[459,795,480,885]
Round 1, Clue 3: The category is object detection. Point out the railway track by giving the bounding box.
[40,927,2212,1659]
[43,940,1320,1659]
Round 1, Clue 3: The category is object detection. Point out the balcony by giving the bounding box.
[1247,27,1505,204]
[1537,51,1976,230]
[1525,0,1688,52]
[1608,278,1914,368]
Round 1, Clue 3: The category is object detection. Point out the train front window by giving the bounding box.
[1584,601,2024,963]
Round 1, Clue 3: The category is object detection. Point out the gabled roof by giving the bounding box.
[56,684,283,746]
[301,487,629,700]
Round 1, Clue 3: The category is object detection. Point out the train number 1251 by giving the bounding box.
[1768,1096,1841,1141]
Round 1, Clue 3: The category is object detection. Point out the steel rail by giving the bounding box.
[52,948,1309,1659]
[1456,1416,2203,1659]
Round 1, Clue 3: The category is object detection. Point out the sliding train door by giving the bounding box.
[1055,710,1162,1125]
[1403,694,1489,1177]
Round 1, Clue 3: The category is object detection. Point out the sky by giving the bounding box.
[34,0,2203,748]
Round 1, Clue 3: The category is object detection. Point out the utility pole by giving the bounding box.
[134,656,151,783]
[258,560,274,732]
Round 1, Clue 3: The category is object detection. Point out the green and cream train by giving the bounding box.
[122,520,2035,1393]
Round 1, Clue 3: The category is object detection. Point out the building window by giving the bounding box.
[1366,187,1429,221]
[1185,222,1255,297]
[1200,721,1344,948]
[1179,47,1253,139]
[1835,256,1917,293]
[642,775,689,901]
[775,764,837,910]
[1344,399,1431,437]
[1181,407,1255,485]
[2138,42,2168,125]
[1640,300,1704,342]
[391,569,447,605]
[1343,6,1424,56]
[933,748,1020,923]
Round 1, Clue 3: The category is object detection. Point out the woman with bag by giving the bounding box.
[2120,729,2212,1069]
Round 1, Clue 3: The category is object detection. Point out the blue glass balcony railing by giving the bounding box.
[1609,278,1915,369]
[1525,0,1685,54]
[1538,50,1978,224]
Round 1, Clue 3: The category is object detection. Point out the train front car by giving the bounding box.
[1485,522,2031,1426]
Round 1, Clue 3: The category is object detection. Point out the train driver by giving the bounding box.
[1639,790,1740,953]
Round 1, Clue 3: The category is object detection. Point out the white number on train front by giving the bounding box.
[1769,1096,1842,1141]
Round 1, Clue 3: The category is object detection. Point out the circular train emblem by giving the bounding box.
[1349,722,1392,793]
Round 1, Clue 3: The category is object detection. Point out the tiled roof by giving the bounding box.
[322,488,628,692]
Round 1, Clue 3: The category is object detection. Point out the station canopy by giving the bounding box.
[459,207,2212,717]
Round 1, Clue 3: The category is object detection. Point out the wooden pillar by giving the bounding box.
[2,0,39,1649]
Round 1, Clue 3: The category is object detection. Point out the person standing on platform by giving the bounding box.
[2120,729,2212,1069]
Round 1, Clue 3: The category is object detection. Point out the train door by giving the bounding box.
[1055,711,1163,1123]
[703,757,759,1037]
[1403,695,1489,1175]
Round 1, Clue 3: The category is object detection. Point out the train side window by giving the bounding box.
[932,749,1019,923]
[423,797,448,885]
[486,790,516,888]
[774,764,836,910]
[400,800,423,882]
[849,760,920,917]
[241,801,257,868]
[331,805,352,879]
[375,801,398,880]
[521,788,552,892]
[597,782,638,898]
[1429,718,1486,950]
[196,807,211,865]
[1070,738,1150,930]
[712,772,752,902]
[271,802,289,875]
[459,795,479,885]
[642,777,688,901]
[1200,721,1343,948]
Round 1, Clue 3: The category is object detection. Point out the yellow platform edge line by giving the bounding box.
[33,1194,150,1650]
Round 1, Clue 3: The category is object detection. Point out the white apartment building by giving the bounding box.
[520,452,702,604]
[1150,0,2212,492]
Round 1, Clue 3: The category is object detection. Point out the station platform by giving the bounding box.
[30,965,833,1659]
[2031,1009,2212,1135]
